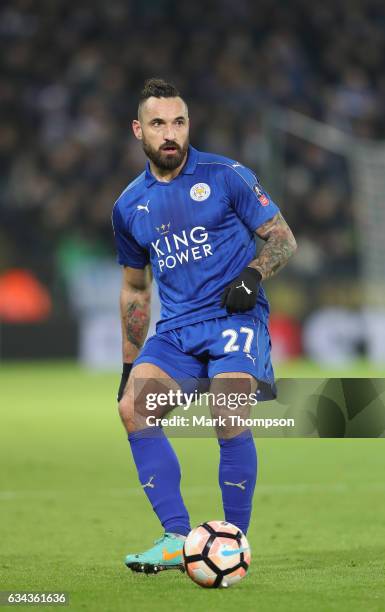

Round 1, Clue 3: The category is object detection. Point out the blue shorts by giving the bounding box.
[134,314,276,401]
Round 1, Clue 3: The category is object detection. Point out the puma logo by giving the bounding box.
[137,200,150,213]
[236,281,252,295]
[142,475,155,489]
[246,354,256,366]
[224,480,247,491]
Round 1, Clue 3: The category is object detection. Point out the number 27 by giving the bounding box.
[222,327,254,353]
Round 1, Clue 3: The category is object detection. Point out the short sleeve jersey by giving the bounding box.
[112,146,280,332]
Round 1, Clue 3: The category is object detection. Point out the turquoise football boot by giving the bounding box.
[125,533,185,574]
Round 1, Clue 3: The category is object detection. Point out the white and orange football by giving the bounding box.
[183,520,251,588]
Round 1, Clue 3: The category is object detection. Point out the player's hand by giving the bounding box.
[220,267,262,314]
[117,363,133,402]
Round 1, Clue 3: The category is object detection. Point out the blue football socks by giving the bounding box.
[128,426,191,536]
[218,429,257,534]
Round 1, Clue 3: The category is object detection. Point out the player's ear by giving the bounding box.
[132,119,142,140]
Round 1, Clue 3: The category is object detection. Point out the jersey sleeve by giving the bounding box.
[111,203,149,268]
[225,165,280,232]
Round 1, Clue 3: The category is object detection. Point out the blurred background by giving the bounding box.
[1,0,385,373]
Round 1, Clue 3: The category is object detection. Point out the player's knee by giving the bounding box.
[119,391,150,433]
[118,394,135,432]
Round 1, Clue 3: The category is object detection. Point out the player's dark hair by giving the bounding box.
[138,78,185,118]
[140,78,180,101]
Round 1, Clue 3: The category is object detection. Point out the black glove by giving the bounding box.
[117,363,133,402]
[220,267,262,314]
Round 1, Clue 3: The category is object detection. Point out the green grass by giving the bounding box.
[1,363,385,611]
[276,358,385,378]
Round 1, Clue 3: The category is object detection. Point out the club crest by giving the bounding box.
[190,183,211,202]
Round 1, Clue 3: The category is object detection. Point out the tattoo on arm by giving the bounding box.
[249,213,297,280]
[124,300,150,349]
[120,286,151,361]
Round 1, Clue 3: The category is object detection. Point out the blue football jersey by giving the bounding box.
[112,146,280,333]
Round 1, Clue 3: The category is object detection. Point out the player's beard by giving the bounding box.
[142,136,189,171]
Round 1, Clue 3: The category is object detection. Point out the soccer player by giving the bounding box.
[112,78,297,573]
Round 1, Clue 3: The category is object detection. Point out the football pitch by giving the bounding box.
[1,362,385,612]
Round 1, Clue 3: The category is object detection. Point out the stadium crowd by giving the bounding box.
[1,0,384,287]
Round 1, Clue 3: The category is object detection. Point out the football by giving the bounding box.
[183,520,251,588]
